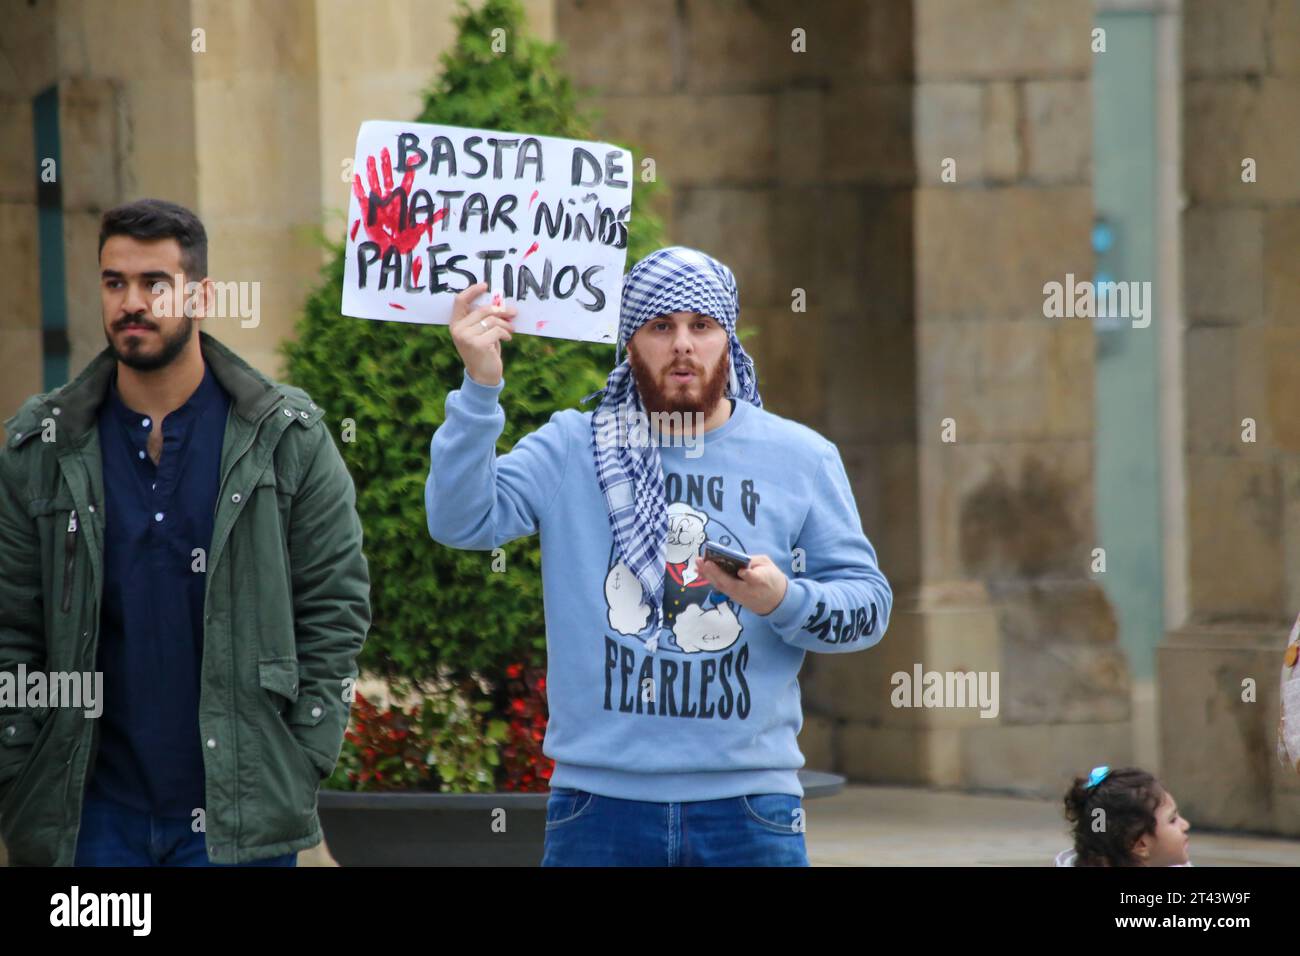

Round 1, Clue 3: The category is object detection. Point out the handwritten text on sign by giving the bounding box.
[342,120,632,343]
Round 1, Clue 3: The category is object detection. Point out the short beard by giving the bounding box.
[104,312,193,372]
[629,344,730,418]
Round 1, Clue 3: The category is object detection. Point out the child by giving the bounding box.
[1055,765,1193,867]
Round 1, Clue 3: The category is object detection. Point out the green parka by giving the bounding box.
[0,332,370,865]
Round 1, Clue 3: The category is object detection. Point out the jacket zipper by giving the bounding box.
[61,509,77,613]
[205,403,285,861]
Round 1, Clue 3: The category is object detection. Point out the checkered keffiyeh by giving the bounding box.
[580,246,762,637]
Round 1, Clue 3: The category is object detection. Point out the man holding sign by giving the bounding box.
[426,246,892,866]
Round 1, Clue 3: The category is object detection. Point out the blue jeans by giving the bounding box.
[74,791,297,867]
[541,788,809,866]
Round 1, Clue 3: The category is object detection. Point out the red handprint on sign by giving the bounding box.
[351,146,444,256]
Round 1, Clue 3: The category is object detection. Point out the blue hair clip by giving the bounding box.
[1085,765,1111,789]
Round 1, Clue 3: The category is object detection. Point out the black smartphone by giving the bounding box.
[702,540,752,576]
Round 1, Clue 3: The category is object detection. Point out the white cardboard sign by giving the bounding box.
[342,120,632,344]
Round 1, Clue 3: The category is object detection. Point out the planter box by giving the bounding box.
[318,770,844,866]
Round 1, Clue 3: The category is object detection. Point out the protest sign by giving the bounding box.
[342,120,633,344]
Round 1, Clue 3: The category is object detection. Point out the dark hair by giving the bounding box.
[98,198,208,279]
[1063,767,1165,866]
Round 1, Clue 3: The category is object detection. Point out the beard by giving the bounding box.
[104,311,193,372]
[629,344,730,418]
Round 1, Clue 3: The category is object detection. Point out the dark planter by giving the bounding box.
[317,770,845,866]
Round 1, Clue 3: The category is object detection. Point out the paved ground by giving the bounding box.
[294,782,1300,867]
[805,784,1300,866]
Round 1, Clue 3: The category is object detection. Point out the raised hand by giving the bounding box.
[448,282,517,387]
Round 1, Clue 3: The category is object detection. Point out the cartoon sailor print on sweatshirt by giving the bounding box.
[604,501,744,654]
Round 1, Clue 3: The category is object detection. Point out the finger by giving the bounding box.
[461,306,516,334]
[352,172,368,206]
[452,282,489,320]
[401,164,415,196]
[704,565,738,595]
[698,558,728,584]
[366,154,381,196]
[380,147,395,192]
[470,315,516,339]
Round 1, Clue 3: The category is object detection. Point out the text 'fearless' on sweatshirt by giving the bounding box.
[426,371,892,802]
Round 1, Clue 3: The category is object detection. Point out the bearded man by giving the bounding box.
[426,246,891,866]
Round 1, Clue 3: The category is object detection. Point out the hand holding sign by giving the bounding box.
[449,282,517,387]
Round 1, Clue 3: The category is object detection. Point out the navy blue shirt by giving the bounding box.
[89,361,230,817]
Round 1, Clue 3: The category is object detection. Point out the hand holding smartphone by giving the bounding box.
[701,540,751,576]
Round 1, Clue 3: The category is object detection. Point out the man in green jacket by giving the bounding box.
[0,199,370,866]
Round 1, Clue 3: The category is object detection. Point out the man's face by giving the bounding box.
[100,235,200,372]
[627,311,730,417]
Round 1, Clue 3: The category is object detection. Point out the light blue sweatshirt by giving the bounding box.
[426,370,892,802]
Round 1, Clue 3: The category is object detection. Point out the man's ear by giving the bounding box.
[196,276,215,321]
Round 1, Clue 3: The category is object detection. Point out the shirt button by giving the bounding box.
[138,450,145,460]
[300,411,309,419]
[311,706,323,718]
[52,407,61,416]
[154,512,164,522]
[206,738,217,749]
[231,493,241,503]
[4,726,15,737]
[283,408,293,417]
[142,418,150,428]
[88,505,95,513]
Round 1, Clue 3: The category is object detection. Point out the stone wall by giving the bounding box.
[0,0,55,425]
[868,0,1127,794]
[0,0,199,419]
[1158,0,1300,834]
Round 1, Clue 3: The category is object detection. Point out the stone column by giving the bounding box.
[1158,0,1300,835]
[0,0,55,422]
[189,0,324,376]
[823,0,1130,794]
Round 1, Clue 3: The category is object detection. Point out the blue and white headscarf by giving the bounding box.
[581,246,762,636]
